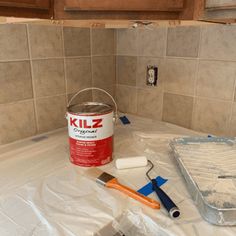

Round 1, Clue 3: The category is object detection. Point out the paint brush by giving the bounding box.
[84,168,160,209]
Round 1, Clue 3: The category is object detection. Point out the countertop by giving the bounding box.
[0,115,235,236]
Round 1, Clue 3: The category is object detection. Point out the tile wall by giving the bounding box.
[0,24,115,144]
[115,25,236,136]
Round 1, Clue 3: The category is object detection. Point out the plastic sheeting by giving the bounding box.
[0,115,236,236]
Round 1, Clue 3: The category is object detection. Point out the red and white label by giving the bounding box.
[67,112,114,166]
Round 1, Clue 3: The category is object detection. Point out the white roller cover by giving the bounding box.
[115,156,148,170]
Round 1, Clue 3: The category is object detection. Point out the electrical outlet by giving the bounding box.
[146,65,158,86]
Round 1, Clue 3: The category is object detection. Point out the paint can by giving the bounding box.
[66,88,117,167]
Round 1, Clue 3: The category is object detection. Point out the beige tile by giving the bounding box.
[164,58,197,96]
[67,91,93,106]
[28,25,63,59]
[230,103,236,136]
[92,29,115,55]
[117,56,137,86]
[200,25,236,61]
[63,27,90,57]
[0,24,29,61]
[92,85,116,107]
[66,57,92,94]
[136,57,165,88]
[116,29,138,56]
[192,98,231,136]
[162,93,193,128]
[0,100,36,144]
[116,85,137,114]
[0,61,33,104]
[32,59,65,97]
[167,26,200,57]
[92,56,115,88]
[137,28,167,57]
[36,95,67,133]
[197,60,236,100]
[137,88,163,120]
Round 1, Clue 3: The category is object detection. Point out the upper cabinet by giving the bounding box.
[202,0,236,22]
[63,0,184,11]
[0,0,50,9]
[0,0,53,18]
[54,0,194,20]
[0,0,235,23]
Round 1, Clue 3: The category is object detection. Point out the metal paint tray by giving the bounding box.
[170,137,236,225]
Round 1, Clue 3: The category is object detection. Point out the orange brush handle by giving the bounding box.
[106,178,160,209]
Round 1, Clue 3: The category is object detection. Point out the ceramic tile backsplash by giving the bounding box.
[91,29,115,55]
[137,28,167,57]
[192,98,231,136]
[66,57,92,93]
[164,58,197,96]
[230,103,236,136]
[115,25,236,136]
[117,56,137,86]
[200,25,236,61]
[196,60,236,100]
[0,24,115,144]
[116,85,137,114]
[0,101,36,144]
[0,24,29,61]
[116,29,138,56]
[137,88,163,120]
[2,23,236,144]
[36,95,67,133]
[0,61,33,104]
[32,59,65,97]
[167,26,200,58]
[162,93,194,128]
[63,27,91,57]
[28,25,63,59]
[92,56,115,89]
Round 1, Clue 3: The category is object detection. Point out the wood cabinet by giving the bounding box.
[54,0,194,20]
[0,0,234,23]
[0,0,53,19]
[63,0,184,11]
[202,0,236,22]
[0,0,50,9]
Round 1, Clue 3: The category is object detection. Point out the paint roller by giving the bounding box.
[115,156,180,219]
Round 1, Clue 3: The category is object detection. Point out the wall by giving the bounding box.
[115,25,236,136]
[0,24,115,144]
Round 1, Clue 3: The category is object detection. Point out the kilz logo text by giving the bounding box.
[70,118,103,128]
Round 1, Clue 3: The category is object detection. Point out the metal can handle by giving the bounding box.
[67,87,118,121]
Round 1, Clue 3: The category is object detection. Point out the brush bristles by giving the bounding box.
[84,168,115,186]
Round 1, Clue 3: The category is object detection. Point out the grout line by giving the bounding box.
[191,25,202,130]
[26,24,39,133]
[35,93,67,100]
[228,75,236,136]
[0,98,35,107]
[61,25,68,104]
[161,26,169,121]
[64,55,91,59]
[0,59,30,63]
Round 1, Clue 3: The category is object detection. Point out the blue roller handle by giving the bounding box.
[151,179,180,218]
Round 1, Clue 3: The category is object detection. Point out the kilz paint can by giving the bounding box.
[66,88,116,167]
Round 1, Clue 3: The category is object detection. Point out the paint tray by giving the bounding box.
[170,137,236,225]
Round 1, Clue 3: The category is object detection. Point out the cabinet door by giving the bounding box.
[206,0,236,9]
[64,0,184,11]
[0,0,50,9]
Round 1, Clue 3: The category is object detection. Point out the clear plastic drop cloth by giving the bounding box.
[0,115,236,236]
